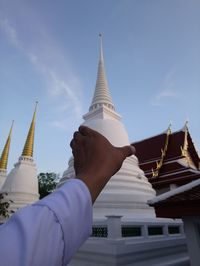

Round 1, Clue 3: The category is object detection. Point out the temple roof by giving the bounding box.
[133,132,167,163]
[148,178,200,218]
[132,124,200,188]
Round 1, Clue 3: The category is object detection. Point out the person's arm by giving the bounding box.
[0,179,92,266]
[0,126,135,266]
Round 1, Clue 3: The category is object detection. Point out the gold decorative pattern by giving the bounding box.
[181,121,196,168]
[181,121,188,158]
[152,124,171,177]
[22,102,38,157]
[0,121,14,170]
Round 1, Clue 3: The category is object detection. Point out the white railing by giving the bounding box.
[91,216,184,239]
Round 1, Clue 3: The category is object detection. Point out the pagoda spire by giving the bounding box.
[89,34,115,112]
[22,102,38,157]
[0,121,14,170]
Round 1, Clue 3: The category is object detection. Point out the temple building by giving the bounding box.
[0,121,13,189]
[0,103,39,218]
[149,174,200,266]
[59,36,190,266]
[133,123,200,195]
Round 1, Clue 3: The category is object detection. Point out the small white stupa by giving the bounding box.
[0,121,13,189]
[60,35,156,220]
[1,103,39,214]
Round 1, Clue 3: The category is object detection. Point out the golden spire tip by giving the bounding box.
[0,121,14,170]
[10,120,14,132]
[22,103,38,157]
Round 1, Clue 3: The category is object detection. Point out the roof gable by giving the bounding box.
[132,126,200,187]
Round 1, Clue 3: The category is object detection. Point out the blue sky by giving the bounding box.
[0,0,200,175]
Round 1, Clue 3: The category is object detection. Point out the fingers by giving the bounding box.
[79,125,95,136]
[118,145,136,159]
[70,139,76,150]
[73,131,84,142]
[70,131,84,151]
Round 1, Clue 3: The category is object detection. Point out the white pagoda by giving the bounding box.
[1,103,39,215]
[61,35,155,219]
[61,36,189,266]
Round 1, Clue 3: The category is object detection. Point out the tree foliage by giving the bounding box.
[0,193,11,218]
[38,172,59,199]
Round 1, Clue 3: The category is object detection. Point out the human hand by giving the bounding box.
[70,126,135,203]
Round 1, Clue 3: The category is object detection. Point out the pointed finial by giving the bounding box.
[89,35,115,112]
[181,120,189,132]
[0,120,14,170]
[167,122,172,134]
[9,120,14,135]
[22,102,38,157]
[99,33,103,61]
[185,120,189,128]
[164,122,172,134]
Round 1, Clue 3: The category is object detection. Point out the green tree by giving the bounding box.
[38,172,59,199]
[0,193,11,218]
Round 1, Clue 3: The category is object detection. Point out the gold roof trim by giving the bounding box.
[152,124,171,177]
[22,102,38,157]
[0,121,14,170]
[180,121,196,168]
[181,121,189,157]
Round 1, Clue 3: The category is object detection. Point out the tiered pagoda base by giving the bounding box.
[69,216,189,266]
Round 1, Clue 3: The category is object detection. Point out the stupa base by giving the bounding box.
[69,216,189,266]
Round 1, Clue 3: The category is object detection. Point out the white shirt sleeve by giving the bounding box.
[0,179,93,266]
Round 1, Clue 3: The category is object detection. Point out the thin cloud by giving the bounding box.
[152,89,179,106]
[0,18,20,47]
[151,68,180,106]
[49,71,82,117]
[0,15,83,128]
[50,116,80,131]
